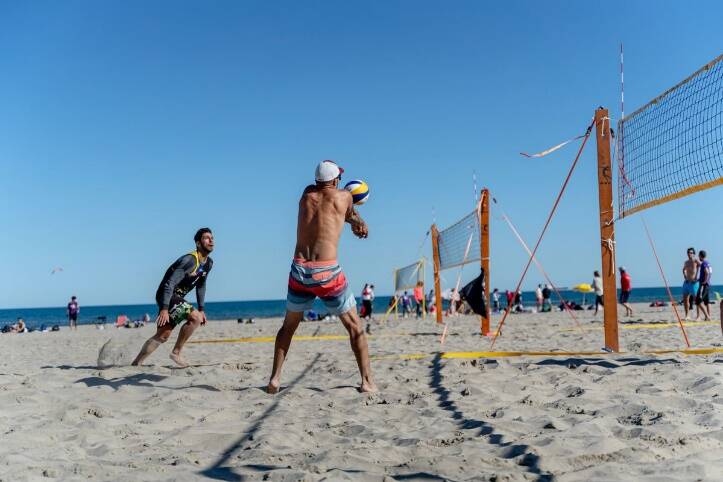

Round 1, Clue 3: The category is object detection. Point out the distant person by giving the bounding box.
[505,290,514,310]
[619,266,633,317]
[448,288,460,316]
[401,291,412,317]
[67,296,79,330]
[592,271,604,316]
[426,289,435,312]
[266,161,376,393]
[361,283,375,320]
[16,318,27,333]
[695,250,712,321]
[535,284,543,312]
[492,288,500,313]
[413,282,424,318]
[542,284,552,312]
[514,290,522,310]
[132,228,214,368]
[682,247,700,320]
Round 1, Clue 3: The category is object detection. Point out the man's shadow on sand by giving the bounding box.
[199,353,322,481]
[75,373,220,392]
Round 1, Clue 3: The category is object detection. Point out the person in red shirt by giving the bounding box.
[619,266,633,317]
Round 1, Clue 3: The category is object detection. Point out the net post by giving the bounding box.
[431,224,443,324]
[595,107,620,352]
[480,188,491,335]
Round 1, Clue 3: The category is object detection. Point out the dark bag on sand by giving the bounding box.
[460,268,487,317]
[51,325,60,331]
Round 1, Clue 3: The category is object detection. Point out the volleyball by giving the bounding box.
[344,180,370,205]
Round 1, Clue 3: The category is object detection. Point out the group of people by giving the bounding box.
[131,160,378,393]
[386,282,428,318]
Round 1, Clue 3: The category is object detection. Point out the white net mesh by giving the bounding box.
[394,261,424,292]
[438,210,480,270]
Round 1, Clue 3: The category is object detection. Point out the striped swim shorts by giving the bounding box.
[286,258,356,315]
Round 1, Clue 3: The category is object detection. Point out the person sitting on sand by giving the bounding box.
[132,228,214,368]
[267,160,376,394]
[15,318,27,333]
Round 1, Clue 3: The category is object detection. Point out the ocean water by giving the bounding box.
[3,285,721,329]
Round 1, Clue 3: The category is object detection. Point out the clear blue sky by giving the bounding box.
[1,1,721,308]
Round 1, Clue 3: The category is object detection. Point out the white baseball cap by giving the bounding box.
[315,160,344,182]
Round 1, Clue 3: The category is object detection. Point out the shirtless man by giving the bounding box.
[682,247,700,320]
[267,160,377,394]
[132,228,214,368]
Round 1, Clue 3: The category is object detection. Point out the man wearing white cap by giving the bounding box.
[267,160,377,393]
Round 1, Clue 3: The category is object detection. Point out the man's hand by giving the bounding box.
[346,206,369,239]
[157,309,170,327]
[351,219,368,239]
[200,311,207,325]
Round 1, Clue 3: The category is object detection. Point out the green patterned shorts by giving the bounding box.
[168,295,194,327]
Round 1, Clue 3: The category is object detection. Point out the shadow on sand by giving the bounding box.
[75,373,220,392]
[199,353,322,481]
[425,353,554,482]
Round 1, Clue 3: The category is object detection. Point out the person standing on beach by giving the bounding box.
[535,284,543,312]
[132,228,214,368]
[592,271,603,316]
[67,296,79,330]
[492,288,500,313]
[682,247,700,320]
[695,250,712,321]
[413,281,424,318]
[542,284,552,312]
[619,267,633,317]
[361,284,374,320]
[267,160,376,394]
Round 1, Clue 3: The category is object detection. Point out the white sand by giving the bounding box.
[1,302,722,481]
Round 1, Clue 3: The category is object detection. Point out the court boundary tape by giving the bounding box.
[560,320,717,332]
[371,347,723,361]
[189,332,417,345]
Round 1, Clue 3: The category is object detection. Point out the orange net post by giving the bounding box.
[431,224,443,324]
[595,108,620,352]
[480,189,491,335]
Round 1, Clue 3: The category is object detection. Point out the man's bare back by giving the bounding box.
[294,184,368,261]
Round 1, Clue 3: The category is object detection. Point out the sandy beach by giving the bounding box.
[1,302,722,481]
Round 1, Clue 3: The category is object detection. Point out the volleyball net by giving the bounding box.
[617,53,723,218]
[394,259,425,292]
[438,210,481,270]
[431,190,490,332]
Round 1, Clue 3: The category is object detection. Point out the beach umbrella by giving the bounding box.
[573,283,593,304]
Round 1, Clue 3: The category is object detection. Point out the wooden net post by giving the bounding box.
[431,224,443,324]
[480,188,491,335]
[595,108,620,352]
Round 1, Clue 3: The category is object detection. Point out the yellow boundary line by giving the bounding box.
[372,347,723,360]
[561,321,717,332]
[189,332,422,345]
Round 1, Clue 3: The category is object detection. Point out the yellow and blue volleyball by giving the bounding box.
[344,180,370,205]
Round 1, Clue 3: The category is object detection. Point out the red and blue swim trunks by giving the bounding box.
[286,258,356,315]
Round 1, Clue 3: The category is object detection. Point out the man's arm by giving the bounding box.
[196,276,207,311]
[345,195,368,238]
[159,256,194,309]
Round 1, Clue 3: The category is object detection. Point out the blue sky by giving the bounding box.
[1,1,721,308]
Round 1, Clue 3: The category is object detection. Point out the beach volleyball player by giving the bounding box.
[267,161,377,393]
[132,228,214,368]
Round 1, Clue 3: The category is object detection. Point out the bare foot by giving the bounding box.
[169,352,190,368]
[131,360,141,366]
[267,379,280,394]
[360,381,378,393]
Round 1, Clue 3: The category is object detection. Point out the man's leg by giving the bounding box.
[683,293,690,319]
[268,311,304,393]
[719,300,722,335]
[170,310,203,367]
[132,324,174,366]
[339,309,377,392]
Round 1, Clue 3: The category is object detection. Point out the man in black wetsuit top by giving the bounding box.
[132,228,214,368]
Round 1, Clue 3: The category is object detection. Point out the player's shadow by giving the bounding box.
[199,354,322,481]
[426,353,553,482]
[75,373,220,392]
[534,356,681,369]
[42,365,99,370]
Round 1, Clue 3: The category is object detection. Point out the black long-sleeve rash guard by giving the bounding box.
[155,253,213,311]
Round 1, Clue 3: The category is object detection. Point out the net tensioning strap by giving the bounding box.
[437,210,480,270]
[617,53,723,218]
